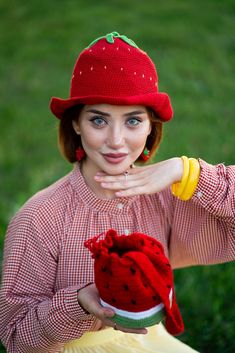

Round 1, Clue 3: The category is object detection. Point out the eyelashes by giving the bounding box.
[89,116,142,128]
[89,116,106,127]
[126,118,142,126]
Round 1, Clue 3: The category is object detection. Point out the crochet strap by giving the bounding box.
[84,232,105,256]
[86,31,139,49]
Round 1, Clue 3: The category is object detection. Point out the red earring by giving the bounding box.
[140,148,150,161]
[75,147,86,161]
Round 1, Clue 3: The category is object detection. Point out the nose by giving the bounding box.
[107,125,125,148]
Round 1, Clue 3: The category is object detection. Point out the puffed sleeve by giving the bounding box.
[167,159,235,268]
[0,200,94,353]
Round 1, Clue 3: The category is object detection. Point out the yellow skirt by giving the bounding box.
[62,324,199,353]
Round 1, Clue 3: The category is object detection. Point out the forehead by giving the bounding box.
[81,104,148,115]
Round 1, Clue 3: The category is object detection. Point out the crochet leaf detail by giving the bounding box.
[86,31,139,49]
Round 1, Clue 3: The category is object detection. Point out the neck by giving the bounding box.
[80,161,117,200]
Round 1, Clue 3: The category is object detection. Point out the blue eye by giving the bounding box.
[127,118,141,126]
[90,116,107,127]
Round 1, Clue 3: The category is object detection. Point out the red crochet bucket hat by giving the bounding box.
[50,32,173,121]
[85,229,184,335]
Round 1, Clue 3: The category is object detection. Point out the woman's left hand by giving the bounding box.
[94,157,183,197]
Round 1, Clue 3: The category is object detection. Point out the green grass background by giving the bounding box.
[0,0,234,352]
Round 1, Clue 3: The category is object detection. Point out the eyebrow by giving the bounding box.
[85,109,146,117]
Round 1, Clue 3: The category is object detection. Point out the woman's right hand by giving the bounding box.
[77,283,147,334]
[94,157,183,198]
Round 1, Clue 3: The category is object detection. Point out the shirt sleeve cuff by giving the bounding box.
[192,159,220,206]
[64,284,94,321]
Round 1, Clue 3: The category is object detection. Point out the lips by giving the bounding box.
[102,153,128,164]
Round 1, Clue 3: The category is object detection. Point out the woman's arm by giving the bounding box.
[95,158,235,267]
[0,206,94,353]
[191,159,235,225]
[169,159,235,267]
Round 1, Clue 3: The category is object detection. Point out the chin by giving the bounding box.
[101,163,132,175]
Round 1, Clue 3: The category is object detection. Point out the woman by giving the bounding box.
[0,31,234,353]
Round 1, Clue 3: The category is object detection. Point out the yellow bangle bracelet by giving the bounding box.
[171,156,190,197]
[180,158,200,201]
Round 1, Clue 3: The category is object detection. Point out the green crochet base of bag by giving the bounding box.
[111,308,165,329]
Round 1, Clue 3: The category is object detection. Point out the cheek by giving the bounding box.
[129,128,150,150]
[80,129,103,151]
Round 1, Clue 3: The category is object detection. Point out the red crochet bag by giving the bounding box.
[85,229,184,335]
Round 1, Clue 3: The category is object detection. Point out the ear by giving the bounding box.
[72,119,80,135]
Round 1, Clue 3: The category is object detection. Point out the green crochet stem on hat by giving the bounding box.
[86,31,139,49]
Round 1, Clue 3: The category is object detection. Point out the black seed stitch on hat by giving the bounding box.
[131,299,136,305]
[130,267,136,275]
[102,266,107,272]
[111,298,116,303]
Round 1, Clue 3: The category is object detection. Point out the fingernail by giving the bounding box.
[104,310,115,317]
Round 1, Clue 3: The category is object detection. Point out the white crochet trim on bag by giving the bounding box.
[100,289,173,320]
[100,299,164,320]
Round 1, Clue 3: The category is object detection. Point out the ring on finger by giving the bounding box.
[113,322,118,330]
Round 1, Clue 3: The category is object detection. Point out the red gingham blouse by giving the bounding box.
[0,160,234,353]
